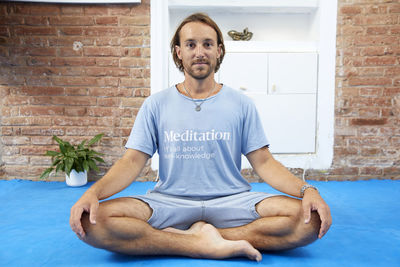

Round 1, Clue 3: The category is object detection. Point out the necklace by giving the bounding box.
[182,82,216,112]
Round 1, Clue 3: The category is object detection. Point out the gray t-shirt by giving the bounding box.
[125,85,269,198]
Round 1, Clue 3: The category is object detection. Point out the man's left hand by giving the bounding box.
[302,189,332,239]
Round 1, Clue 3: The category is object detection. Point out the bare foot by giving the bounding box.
[162,221,206,235]
[193,223,262,262]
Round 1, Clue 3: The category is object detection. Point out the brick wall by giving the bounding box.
[0,0,399,182]
[324,0,400,180]
[0,1,154,181]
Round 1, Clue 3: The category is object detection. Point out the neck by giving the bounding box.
[181,75,219,99]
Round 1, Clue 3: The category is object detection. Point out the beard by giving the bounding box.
[183,59,216,80]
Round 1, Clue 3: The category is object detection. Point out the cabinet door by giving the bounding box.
[219,52,317,155]
[268,53,318,94]
[218,52,268,93]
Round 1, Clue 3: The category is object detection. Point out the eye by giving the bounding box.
[204,42,212,48]
[186,42,195,49]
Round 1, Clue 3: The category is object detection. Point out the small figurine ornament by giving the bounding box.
[228,28,253,41]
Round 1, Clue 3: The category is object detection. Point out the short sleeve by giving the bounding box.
[241,97,269,155]
[125,98,158,157]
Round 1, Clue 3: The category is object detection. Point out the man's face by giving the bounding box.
[175,22,221,80]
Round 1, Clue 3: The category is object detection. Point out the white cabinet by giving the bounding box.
[218,52,318,154]
[268,53,317,95]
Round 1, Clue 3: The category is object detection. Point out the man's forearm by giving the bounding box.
[247,147,308,198]
[258,157,307,198]
[86,149,149,200]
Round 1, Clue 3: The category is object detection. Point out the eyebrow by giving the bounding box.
[184,38,215,43]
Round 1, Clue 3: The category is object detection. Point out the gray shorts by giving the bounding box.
[132,191,277,230]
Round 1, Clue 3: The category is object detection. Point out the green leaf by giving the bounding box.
[83,160,90,171]
[88,159,99,172]
[65,157,74,176]
[45,150,60,157]
[40,168,54,179]
[93,157,105,163]
[55,162,64,173]
[87,133,104,146]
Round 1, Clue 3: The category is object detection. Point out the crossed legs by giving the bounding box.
[79,196,320,261]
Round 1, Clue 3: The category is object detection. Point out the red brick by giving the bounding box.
[120,78,149,87]
[2,146,20,156]
[2,136,30,145]
[0,15,24,25]
[109,6,131,15]
[57,47,82,57]
[20,146,50,155]
[361,147,382,156]
[120,16,150,26]
[2,156,29,165]
[61,6,84,15]
[87,107,122,117]
[84,6,109,15]
[390,26,400,34]
[120,58,149,67]
[365,14,398,25]
[24,16,48,26]
[360,167,383,175]
[51,57,96,66]
[95,58,119,67]
[85,67,129,77]
[365,5,388,14]
[95,16,118,25]
[348,77,392,86]
[20,106,64,116]
[354,36,397,46]
[84,27,129,37]
[340,6,362,15]
[3,96,29,105]
[364,56,397,66]
[64,107,87,116]
[84,47,123,57]
[31,136,53,145]
[366,26,388,35]
[52,117,97,126]
[14,26,57,36]
[52,96,97,106]
[351,118,387,126]
[59,27,83,35]
[88,87,133,97]
[49,16,94,26]
[95,37,121,46]
[23,5,60,15]
[388,5,400,13]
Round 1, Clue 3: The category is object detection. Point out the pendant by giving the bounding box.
[195,105,201,111]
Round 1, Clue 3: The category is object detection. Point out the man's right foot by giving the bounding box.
[193,223,262,262]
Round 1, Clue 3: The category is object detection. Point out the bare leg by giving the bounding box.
[218,196,321,251]
[80,198,262,261]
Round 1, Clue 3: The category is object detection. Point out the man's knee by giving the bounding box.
[293,210,321,247]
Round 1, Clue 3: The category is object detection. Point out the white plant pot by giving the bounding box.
[66,170,87,187]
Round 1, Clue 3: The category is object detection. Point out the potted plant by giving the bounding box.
[40,133,105,187]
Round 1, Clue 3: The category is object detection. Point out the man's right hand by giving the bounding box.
[70,191,99,238]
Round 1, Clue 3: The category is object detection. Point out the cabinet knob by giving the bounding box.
[272,84,277,92]
[239,86,247,91]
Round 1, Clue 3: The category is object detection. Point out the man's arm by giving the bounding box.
[70,148,150,237]
[246,146,332,239]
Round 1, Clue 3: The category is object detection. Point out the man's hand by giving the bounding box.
[302,189,332,239]
[69,191,99,238]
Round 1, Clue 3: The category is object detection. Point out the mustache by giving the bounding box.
[192,60,209,64]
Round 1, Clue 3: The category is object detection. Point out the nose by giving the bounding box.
[195,45,205,58]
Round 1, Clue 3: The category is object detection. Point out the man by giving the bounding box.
[70,13,332,262]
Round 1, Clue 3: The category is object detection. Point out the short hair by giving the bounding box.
[170,13,226,73]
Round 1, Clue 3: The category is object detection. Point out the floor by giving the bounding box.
[1,179,399,266]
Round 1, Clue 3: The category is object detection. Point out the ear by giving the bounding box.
[175,45,182,60]
[217,44,222,59]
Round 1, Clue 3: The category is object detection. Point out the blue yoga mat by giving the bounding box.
[1,179,399,266]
